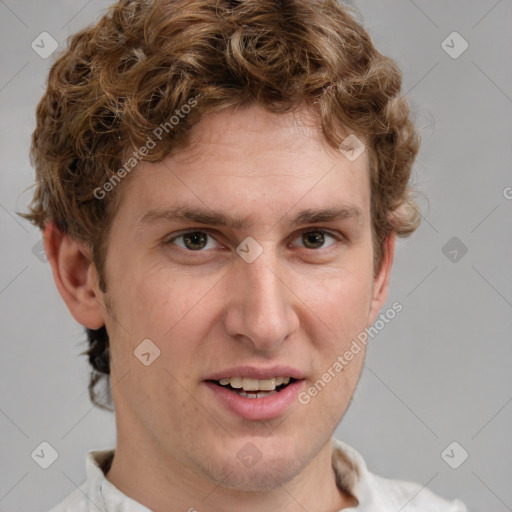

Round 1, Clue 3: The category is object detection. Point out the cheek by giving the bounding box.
[303,261,375,342]
[107,269,227,394]
[106,269,209,411]
[108,258,216,336]
[296,255,373,412]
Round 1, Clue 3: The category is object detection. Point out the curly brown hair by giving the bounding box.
[21,0,420,409]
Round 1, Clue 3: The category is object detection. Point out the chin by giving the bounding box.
[196,440,307,492]
[224,454,304,492]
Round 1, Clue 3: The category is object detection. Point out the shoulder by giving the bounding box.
[331,439,468,512]
[47,448,115,511]
[47,486,89,512]
[368,472,469,511]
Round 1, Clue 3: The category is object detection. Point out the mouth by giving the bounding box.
[206,376,298,398]
[203,365,305,420]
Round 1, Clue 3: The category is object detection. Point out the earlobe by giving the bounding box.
[368,233,396,325]
[43,221,106,330]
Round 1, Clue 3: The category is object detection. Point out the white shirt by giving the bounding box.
[49,438,468,511]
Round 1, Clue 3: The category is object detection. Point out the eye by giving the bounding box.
[165,228,341,252]
[292,229,339,249]
[165,230,222,251]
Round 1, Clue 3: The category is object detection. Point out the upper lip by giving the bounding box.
[204,365,305,381]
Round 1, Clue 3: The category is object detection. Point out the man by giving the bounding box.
[22,0,468,510]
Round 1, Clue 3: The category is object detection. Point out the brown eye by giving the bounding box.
[167,231,220,251]
[302,231,325,249]
[183,232,208,250]
[291,229,339,250]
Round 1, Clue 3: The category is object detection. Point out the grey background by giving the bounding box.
[1,1,511,511]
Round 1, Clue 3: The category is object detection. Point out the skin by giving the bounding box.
[45,104,394,511]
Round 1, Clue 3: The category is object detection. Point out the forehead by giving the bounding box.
[118,104,371,228]
[170,104,359,171]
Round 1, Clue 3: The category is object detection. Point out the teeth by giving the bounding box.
[229,377,243,389]
[242,377,260,391]
[238,390,278,398]
[217,376,292,391]
[258,378,276,391]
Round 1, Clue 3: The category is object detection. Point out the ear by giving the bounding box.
[43,221,106,330]
[367,233,395,326]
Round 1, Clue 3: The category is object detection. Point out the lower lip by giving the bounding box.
[204,380,304,421]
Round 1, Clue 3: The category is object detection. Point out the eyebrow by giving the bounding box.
[137,205,363,230]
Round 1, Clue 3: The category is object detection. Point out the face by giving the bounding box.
[99,104,390,491]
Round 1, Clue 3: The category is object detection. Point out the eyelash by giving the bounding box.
[163,228,343,252]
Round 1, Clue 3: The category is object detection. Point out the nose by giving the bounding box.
[223,249,299,352]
